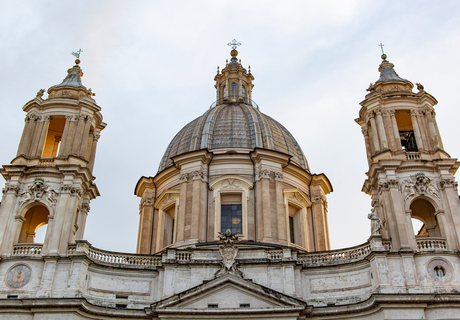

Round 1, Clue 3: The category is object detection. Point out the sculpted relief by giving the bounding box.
[400,173,440,201]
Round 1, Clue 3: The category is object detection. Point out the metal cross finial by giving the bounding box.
[378,43,385,54]
[227,39,241,50]
[72,49,83,59]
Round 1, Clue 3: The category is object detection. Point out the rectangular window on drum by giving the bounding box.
[221,204,242,234]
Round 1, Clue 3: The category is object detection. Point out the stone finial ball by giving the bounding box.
[231,49,238,57]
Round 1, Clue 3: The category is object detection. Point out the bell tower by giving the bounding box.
[0,55,106,256]
[356,52,460,251]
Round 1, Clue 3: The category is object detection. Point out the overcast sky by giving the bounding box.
[1,1,460,253]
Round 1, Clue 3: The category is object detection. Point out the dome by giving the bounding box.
[158,102,309,172]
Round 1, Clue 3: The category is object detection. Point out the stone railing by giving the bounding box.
[298,242,372,267]
[176,252,191,262]
[416,237,448,252]
[405,152,421,160]
[68,242,162,269]
[267,250,283,260]
[39,158,55,166]
[13,244,43,255]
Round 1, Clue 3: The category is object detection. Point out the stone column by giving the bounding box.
[361,127,373,165]
[431,110,444,150]
[440,179,460,250]
[17,116,32,156]
[58,187,81,254]
[382,110,397,151]
[47,184,71,254]
[79,116,93,158]
[88,133,100,172]
[384,180,411,250]
[59,115,75,157]
[74,202,90,241]
[35,116,51,157]
[312,189,327,251]
[376,110,388,149]
[389,110,403,150]
[190,171,203,241]
[275,172,287,244]
[410,110,423,151]
[369,113,381,153]
[425,110,440,150]
[137,197,154,254]
[175,174,188,245]
[259,170,272,242]
[71,116,85,156]
[0,185,20,254]
[28,116,43,157]
[404,210,418,250]
[238,77,242,101]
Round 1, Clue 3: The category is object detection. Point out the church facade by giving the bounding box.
[0,47,459,319]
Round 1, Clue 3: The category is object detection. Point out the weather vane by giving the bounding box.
[227,39,241,50]
[72,49,83,59]
[378,43,385,54]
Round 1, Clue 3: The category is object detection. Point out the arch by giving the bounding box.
[404,193,442,213]
[409,198,442,238]
[18,204,49,244]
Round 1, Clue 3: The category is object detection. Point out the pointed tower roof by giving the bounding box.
[375,53,408,84]
[366,53,414,94]
[54,63,87,89]
[46,57,95,100]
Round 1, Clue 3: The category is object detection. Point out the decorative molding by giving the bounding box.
[440,178,458,191]
[70,187,83,197]
[400,173,440,201]
[378,179,398,192]
[274,171,283,181]
[2,184,20,195]
[215,230,243,278]
[18,178,59,207]
[81,203,91,214]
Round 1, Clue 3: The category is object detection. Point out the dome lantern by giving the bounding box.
[214,39,254,105]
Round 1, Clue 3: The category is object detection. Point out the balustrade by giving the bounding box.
[176,252,191,261]
[39,158,55,166]
[298,243,372,266]
[267,250,283,260]
[416,237,447,251]
[13,244,43,255]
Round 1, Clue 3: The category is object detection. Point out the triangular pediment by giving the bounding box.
[151,274,306,316]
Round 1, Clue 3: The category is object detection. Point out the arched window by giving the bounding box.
[231,83,237,101]
[222,85,227,100]
[41,116,65,158]
[410,198,440,237]
[18,205,49,243]
[242,85,246,102]
[395,111,418,152]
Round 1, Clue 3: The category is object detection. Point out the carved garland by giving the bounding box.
[17,178,59,207]
[400,173,440,201]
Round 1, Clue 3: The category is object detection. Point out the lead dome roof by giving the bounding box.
[158,102,309,172]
